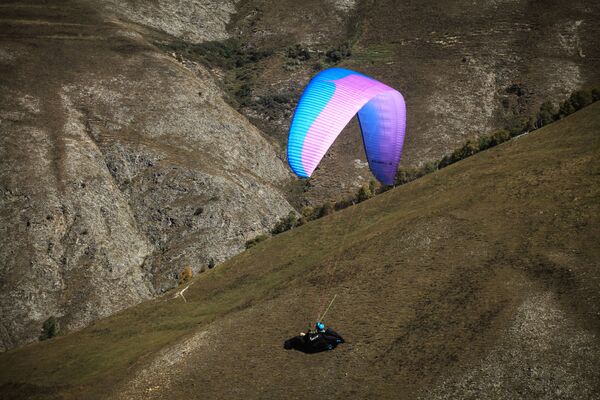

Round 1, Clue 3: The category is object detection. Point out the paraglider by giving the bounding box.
[287,68,406,185]
[283,321,345,353]
[283,69,406,353]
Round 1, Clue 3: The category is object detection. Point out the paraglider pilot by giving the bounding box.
[283,322,344,353]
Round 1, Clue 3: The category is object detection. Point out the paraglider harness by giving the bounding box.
[283,322,344,353]
[283,296,344,353]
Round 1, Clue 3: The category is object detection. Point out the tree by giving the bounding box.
[271,211,300,234]
[451,140,479,162]
[317,203,334,218]
[357,184,373,202]
[369,179,380,195]
[489,130,510,146]
[39,316,60,341]
[536,101,556,128]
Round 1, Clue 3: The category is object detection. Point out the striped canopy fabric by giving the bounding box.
[287,68,406,185]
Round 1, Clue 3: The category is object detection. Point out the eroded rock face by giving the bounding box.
[100,0,238,43]
[227,0,600,204]
[0,1,292,350]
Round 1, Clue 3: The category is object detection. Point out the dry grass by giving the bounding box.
[1,101,599,399]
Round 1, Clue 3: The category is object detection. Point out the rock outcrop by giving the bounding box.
[0,1,293,350]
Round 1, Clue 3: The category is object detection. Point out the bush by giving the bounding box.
[558,89,594,119]
[489,130,511,146]
[334,198,354,211]
[287,44,311,61]
[325,43,352,63]
[356,184,373,202]
[536,101,556,128]
[569,90,593,110]
[368,179,381,195]
[395,167,419,185]
[316,203,334,218]
[208,259,216,269]
[451,140,479,163]
[271,211,300,234]
[178,266,193,285]
[507,116,535,137]
[245,234,268,249]
[235,83,253,106]
[39,316,60,341]
[395,162,439,185]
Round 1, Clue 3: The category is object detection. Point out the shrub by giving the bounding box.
[334,198,354,211]
[235,83,253,106]
[558,89,593,119]
[178,266,193,285]
[478,135,493,151]
[438,154,453,169]
[300,206,321,223]
[569,90,593,110]
[271,211,300,234]
[245,234,268,249]
[356,184,373,202]
[316,203,334,218]
[301,206,315,218]
[422,162,438,174]
[507,117,534,137]
[208,259,216,269]
[39,316,60,341]
[489,130,510,146]
[325,43,352,63]
[536,101,556,128]
[287,44,311,61]
[395,167,419,185]
[451,140,479,163]
[368,179,381,195]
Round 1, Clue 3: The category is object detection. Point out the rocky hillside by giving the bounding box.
[0,0,293,351]
[0,102,598,400]
[212,0,600,204]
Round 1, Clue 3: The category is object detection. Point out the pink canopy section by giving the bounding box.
[287,68,406,185]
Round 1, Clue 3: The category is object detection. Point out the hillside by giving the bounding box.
[1,103,598,399]
[3,0,600,351]
[0,0,293,350]
[223,0,600,204]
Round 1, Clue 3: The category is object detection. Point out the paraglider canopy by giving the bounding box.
[287,68,406,185]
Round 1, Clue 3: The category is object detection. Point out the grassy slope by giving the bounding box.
[1,104,599,399]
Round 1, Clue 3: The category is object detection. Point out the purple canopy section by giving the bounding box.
[287,68,406,185]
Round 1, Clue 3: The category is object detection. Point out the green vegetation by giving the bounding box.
[157,39,272,107]
[271,211,301,234]
[265,88,599,237]
[349,43,396,64]
[325,42,352,64]
[286,44,311,61]
[397,88,599,186]
[39,317,60,341]
[158,39,271,71]
[245,234,269,249]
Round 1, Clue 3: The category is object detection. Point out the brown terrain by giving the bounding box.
[0,0,599,367]
[0,99,598,399]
